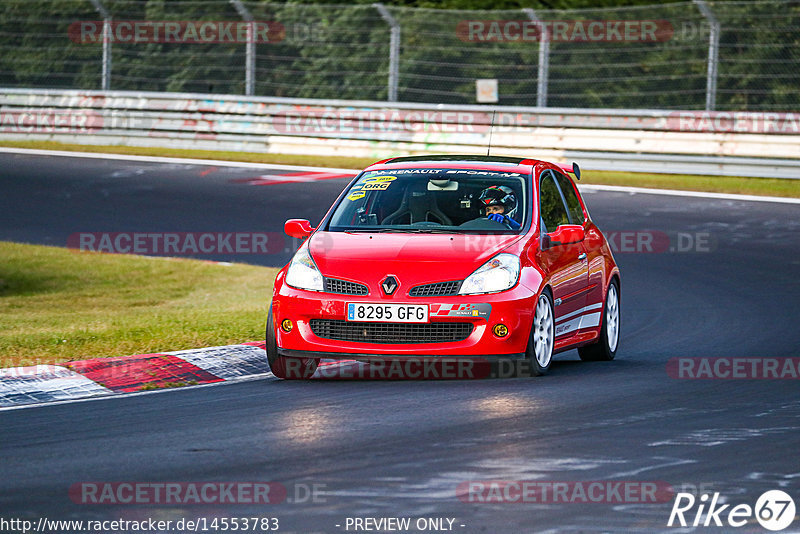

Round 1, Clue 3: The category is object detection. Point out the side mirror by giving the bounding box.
[284,219,314,239]
[546,224,585,247]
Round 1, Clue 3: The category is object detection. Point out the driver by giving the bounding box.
[478,185,521,229]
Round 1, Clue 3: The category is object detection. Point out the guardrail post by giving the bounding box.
[89,0,111,90]
[523,8,548,108]
[693,0,719,111]
[373,3,400,102]
[230,0,255,96]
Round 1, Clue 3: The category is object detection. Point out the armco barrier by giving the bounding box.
[1,89,799,178]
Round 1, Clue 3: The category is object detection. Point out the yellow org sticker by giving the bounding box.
[347,175,396,200]
[362,175,397,190]
[363,182,391,191]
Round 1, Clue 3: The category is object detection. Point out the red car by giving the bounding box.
[267,155,620,379]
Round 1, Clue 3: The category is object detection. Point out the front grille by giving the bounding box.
[409,280,462,297]
[324,278,369,295]
[309,320,473,344]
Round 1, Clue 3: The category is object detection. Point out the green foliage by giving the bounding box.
[0,0,798,110]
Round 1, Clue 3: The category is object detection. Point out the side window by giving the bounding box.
[554,172,585,225]
[539,172,570,233]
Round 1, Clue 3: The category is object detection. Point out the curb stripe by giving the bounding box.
[0,365,112,406]
[67,354,224,393]
[169,345,269,380]
[0,342,270,408]
[0,371,275,412]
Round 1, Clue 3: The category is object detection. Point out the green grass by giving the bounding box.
[2,140,798,198]
[0,241,276,368]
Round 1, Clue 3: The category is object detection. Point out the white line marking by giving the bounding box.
[1,147,798,204]
[578,312,602,330]
[579,183,800,205]
[0,147,360,174]
[608,457,698,478]
[555,302,604,324]
[554,304,603,336]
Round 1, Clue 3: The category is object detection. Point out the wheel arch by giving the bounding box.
[541,283,553,298]
[608,270,621,300]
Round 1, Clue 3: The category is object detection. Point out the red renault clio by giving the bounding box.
[267,155,620,379]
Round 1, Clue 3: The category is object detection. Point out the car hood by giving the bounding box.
[308,231,524,287]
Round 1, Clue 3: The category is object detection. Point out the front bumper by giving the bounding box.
[272,282,537,358]
[278,348,526,360]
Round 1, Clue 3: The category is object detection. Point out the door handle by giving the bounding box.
[578,253,587,261]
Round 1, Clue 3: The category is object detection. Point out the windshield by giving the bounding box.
[327,168,528,233]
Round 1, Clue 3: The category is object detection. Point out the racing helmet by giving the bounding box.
[478,185,516,216]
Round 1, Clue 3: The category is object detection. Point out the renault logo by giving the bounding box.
[381,276,398,296]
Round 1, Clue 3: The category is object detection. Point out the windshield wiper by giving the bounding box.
[342,228,402,233]
[343,227,455,234]
[401,228,457,233]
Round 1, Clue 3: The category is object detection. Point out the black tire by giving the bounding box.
[266,305,318,379]
[524,289,555,377]
[578,278,620,362]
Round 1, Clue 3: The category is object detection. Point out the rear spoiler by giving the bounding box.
[557,162,581,180]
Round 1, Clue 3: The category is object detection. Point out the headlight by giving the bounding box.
[285,246,324,291]
[458,253,520,295]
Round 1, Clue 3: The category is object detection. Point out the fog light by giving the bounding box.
[493,323,508,337]
[281,319,294,333]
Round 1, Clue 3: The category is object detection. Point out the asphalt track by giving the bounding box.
[1,152,800,533]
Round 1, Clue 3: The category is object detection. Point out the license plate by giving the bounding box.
[346,303,429,323]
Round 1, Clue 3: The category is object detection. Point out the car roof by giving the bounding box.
[364,154,546,173]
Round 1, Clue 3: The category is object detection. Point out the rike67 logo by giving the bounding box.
[668,490,796,531]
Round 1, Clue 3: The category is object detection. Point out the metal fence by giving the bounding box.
[1,1,798,111]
